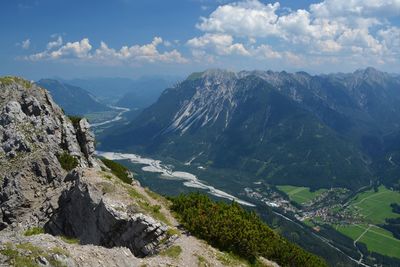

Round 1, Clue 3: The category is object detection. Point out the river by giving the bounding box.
[90,106,130,127]
[96,151,255,207]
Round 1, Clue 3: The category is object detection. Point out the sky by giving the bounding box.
[1,0,399,80]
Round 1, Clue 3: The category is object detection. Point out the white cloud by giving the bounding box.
[18,39,31,49]
[191,0,400,68]
[187,33,250,56]
[253,44,282,59]
[197,1,280,38]
[310,0,400,18]
[46,36,63,50]
[27,37,187,64]
[50,38,92,59]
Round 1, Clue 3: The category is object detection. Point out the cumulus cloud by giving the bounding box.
[197,1,280,38]
[187,33,250,56]
[27,37,187,64]
[191,0,400,67]
[46,36,63,50]
[310,0,400,18]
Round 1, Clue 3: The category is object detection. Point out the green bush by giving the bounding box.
[171,193,327,267]
[100,158,132,184]
[57,152,78,171]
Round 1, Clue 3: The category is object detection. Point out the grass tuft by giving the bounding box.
[100,158,132,184]
[160,245,182,259]
[24,227,45,236]
[60,236,79,244]
[0,76,32,88]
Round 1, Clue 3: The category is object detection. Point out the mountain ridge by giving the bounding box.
[100,67,400,191]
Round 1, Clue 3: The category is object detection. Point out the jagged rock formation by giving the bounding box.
[45,169,172,257]
[0,77,94,230]
[0,77,171,263]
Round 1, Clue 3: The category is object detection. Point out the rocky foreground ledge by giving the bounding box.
[0,77,277,267]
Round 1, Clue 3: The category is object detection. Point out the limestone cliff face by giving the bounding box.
[45,169,172,257]
[0,77,95,230]
[0,77,171,260]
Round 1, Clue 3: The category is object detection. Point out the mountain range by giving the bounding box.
[100,68,400,191]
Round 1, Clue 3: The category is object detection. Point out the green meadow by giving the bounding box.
[347,185,400,224]
[335,224,400,258]
[277,185,327,205]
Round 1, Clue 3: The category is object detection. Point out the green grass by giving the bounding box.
[216,251,249,266]
[197,254,210,267]
[0,76,32,88]
[127,188,148,201]
[331,186,400,259]
[166,228,180,237]
[100,158,132,184]
[49,247,70,257]
[60,236,79,244]
[277,185,327,205]
[335,224,367,240]
[159,245,182,259]
[24,227,45,236]
[127,188,171,225]
[139,201,170,225]
[0,242,66,267]
[347,185,400,224]
[335,224,400,258]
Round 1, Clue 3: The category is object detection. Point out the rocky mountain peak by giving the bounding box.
[0,77,181,265]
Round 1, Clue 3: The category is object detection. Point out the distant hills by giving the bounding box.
[116,78,172,109]
[36,79,111,115]
[64,76,179,107]
[100,68,400,191]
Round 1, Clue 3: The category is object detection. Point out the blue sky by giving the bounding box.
[1,0,399,79]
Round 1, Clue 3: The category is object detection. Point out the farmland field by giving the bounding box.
[335,224,400,258]
[347,185,400,224]
[277,185,327,205]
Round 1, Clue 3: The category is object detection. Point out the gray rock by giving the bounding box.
[45,170,171,257]
[0,80,94,229]
[0,78,176,265]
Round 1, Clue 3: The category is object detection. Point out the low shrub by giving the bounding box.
[171,193,327,267]
[57,152,78,171]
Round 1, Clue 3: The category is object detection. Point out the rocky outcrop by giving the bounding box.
[0,78,93,230]
[0,77,173,260]
[75,118,96,166]
[45,170,172,257]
